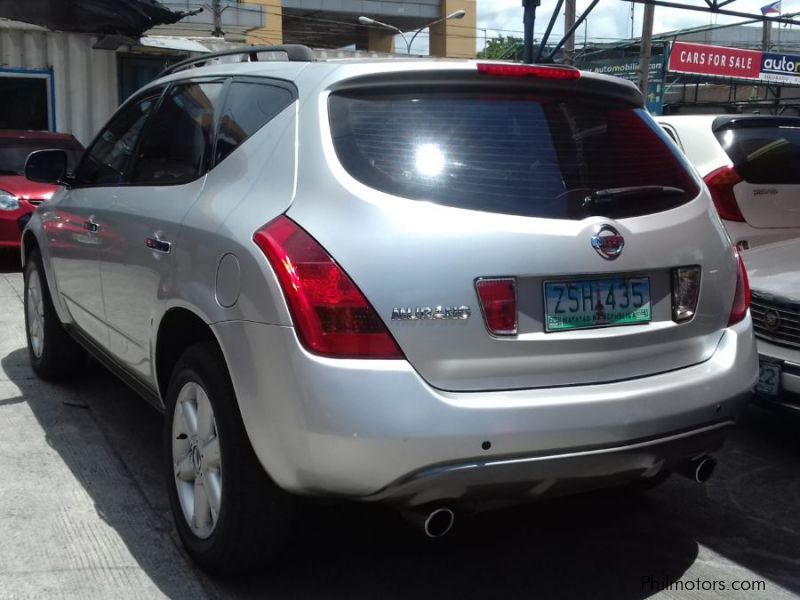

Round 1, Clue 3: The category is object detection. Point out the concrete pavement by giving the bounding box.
[0,250,799,599]
[0,255,209,599]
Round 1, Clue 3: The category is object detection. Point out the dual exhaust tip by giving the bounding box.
[403,456,717,538]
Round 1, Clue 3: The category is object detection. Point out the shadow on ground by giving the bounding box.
[0,347,209,598]
[2,343,799,599]
[0,249,21,273]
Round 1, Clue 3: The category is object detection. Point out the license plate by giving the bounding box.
[755,360,781,396]
[544,277,651,332]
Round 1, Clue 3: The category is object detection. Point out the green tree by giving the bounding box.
[478,36,523,60]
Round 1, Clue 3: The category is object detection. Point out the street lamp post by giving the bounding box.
[358,10,466,55]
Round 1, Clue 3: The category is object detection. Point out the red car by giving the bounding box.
[0,130,84,249]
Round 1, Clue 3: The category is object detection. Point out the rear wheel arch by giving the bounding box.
[155,308,223,403]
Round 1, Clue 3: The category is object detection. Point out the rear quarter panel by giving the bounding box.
[160,101,299,332]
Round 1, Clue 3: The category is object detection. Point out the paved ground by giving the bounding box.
[0,250,799,600]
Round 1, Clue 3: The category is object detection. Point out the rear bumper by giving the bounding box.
[213,317,757,501]
[367,421,733,506]
[727,221,800,250]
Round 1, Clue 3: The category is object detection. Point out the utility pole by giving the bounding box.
[564,0,576,65]
[762,18,772,50]
[637,0,655,104]
[211,0,223,37]
[522,0,540,64]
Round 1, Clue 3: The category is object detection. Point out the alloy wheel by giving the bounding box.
[26,269,45,359]
[172,381,222,539]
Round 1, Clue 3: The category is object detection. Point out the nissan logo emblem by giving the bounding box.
[591,224,625,260]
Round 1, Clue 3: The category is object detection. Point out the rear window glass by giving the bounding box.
[328,91,699,219]
[714,123,800,184]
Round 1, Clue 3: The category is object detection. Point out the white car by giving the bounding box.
[744,238,800,408]
[657,115,800,251]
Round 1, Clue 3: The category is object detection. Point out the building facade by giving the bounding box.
[149,0,477,57]
[0,20,119,145]
[0,1,477,144]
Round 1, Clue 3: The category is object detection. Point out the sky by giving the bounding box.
[406,0,795,53]
[477,0,789,45]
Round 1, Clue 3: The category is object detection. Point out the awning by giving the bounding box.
[0,0,190,38]
[139,36,210,53]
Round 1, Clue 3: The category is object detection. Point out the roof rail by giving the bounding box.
[159,44,316,77]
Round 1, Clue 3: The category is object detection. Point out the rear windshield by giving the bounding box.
[0,138,83,176]
[714,121,800,184]
[328,90,699,219]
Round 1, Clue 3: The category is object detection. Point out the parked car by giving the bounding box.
[656,115,800,251]
[743,238,800,408]
[0,131,83,249]
[20,48,758,575]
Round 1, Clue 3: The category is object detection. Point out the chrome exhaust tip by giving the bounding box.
[693,456,717,483]
[678,456,717,483]
[423,508,455,538]
[401,506,456,538]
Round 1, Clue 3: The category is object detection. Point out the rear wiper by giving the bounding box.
[582,186,685,207]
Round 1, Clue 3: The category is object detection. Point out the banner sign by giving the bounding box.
[668,42,762,80]
[583,57,665,114]
[761,52,800,82]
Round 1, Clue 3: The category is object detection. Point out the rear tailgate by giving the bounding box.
[288,66,738,392]
[713,116,800,228]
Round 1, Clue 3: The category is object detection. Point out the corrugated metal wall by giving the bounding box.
[0,23,118,145]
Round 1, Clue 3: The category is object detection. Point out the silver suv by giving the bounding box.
[21,46,758,575]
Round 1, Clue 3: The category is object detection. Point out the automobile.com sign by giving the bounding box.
[668,41,800,84]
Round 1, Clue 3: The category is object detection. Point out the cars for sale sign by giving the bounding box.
[668,42,762,80]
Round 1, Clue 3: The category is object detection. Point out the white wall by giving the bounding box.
[0,23,118,145]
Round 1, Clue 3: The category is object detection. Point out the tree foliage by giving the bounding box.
[478,36,523,60]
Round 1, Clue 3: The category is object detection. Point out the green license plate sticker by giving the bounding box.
[544,277,651,332]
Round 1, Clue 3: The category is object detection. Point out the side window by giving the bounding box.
[215,82,294,164]
[130,81,224,185]
[75,88,163,186]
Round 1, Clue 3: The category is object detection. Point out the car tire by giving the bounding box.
[24,248,87,379]
[164,341,293,575]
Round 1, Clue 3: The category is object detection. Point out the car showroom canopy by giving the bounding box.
[0,0,189,37]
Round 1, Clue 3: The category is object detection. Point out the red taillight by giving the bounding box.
[704,166,746,222]
[253,216,403,359]
[477,63,581,80]
[728,248,750,326]
[475,278,517,335]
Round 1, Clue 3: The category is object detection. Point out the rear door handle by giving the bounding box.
[145,236,171,254]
